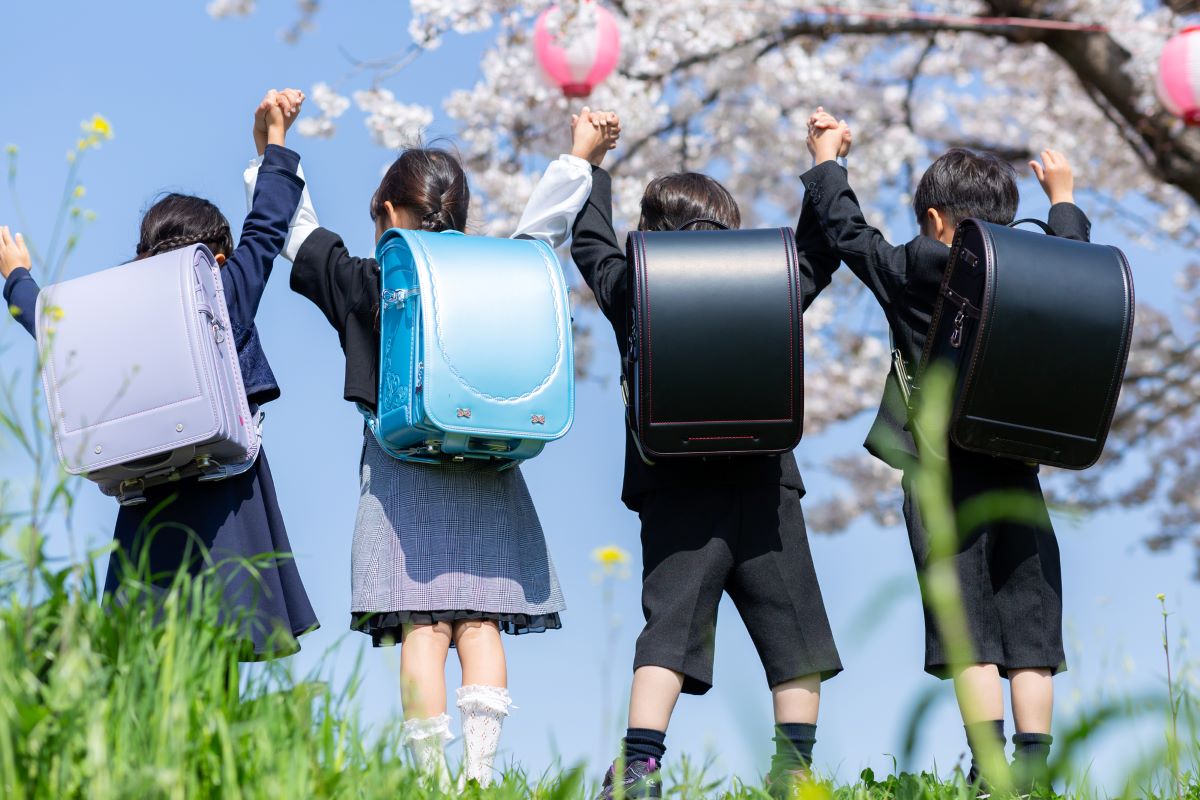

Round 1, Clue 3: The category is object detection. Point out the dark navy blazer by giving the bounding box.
[3,144,305,407]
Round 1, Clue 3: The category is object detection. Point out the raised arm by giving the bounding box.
[1030,149,1092,243]
[515,107,620,249]
[570,166,629,327]
[512,155,593,248]
[243,158,318,262]
[1,227,37,338]
[290,228,379,345]
[222,88,306,333]
[792,112,852,309]
[798,109,908,310]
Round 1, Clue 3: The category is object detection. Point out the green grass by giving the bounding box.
[0,551,1195,799]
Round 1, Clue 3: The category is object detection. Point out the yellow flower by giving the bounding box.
[73,185,85,199]
[84,210,97,222]
[592,545,632,577]
[77,138,89,152]
[1156,593,1166,601]
[81,114,113,140]
[47,306,65,321]
[8,304,21,317]
[4,144,15,155]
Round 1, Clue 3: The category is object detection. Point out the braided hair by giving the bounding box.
[136,193,234,261]
[370,148,469,233]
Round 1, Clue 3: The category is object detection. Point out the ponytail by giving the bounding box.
[370,148,469,233]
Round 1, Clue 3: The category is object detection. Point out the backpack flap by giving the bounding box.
[950,220,1134,469]
[37,247,226,477]
[626,227,805,458]
[382,229,575,454]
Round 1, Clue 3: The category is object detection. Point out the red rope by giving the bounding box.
[713,3,1182,34]
[804,5,1110,32]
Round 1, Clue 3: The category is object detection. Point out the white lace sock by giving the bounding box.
[401,713,453,792]
[456,685,513,787]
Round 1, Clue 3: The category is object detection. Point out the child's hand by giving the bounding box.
[0,226,31,279]
[571,107,621,167]
[254,88,306,155]
[1029,149,1074,205]
[806,107,851,165]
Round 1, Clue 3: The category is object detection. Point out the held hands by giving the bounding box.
[1029,149,1074,205]
[0,226,31,280]
[253,88,306,156]
[570,107,621,167]
[806,107,852,166]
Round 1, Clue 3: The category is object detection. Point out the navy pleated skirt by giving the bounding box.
[105,446,319,659]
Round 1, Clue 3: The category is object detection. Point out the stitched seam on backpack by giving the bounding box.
[1093,247,1134,445]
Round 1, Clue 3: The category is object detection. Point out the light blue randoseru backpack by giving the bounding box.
[365,228,574,466]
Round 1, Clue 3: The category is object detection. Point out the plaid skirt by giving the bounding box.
[350,433,565,645]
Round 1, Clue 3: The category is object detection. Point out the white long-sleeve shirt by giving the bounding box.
[243,153,593,259]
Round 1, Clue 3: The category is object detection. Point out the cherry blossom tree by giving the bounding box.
[211,0,1200,574]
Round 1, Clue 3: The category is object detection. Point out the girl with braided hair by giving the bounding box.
[244,108,619,788]
[1,89,319,661]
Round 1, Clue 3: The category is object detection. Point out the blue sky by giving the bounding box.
[1,1,1196,791]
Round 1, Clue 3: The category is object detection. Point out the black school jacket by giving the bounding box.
[569,166,841,511]
[797,160,1093,471]
[291,227,382,413]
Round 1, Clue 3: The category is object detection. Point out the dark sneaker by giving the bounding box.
[597,757,662,800]
[967,765,993,799]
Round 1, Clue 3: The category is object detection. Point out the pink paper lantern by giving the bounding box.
[534,1,621,99]
[1157,25,1200,125]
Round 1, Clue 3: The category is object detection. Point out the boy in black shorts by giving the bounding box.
[571,108,850,799]
[801,106,1090,796]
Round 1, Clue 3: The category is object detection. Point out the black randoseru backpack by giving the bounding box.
[901,218,1134,469]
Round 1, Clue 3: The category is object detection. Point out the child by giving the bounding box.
[800,107,1090,795]
[0,89,319,659]
[251,107,619,788]
[569,112,850,799]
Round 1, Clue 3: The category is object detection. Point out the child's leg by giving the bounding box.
[400,622,453,717]
[454,619,511,788]
[903,473,1008,787]
[400,622,454,790]
[597,487,734,798]
[726,486,842,785]
[455,619,507,687]
[952,664,1004,724]
[772,675,821,725]
[1009,668,1053,733]
[627,665,684,731]
[1010,667,1055,791]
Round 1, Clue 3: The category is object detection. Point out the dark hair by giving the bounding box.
[913,148,1019,230]
[637,173,741,232]
[136,193,233,260]
[370,148,470,232]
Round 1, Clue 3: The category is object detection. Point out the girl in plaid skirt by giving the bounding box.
[248,109,620,788]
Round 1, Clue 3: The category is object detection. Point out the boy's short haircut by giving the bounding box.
[638,172,741,232]
[913,148,1019,229]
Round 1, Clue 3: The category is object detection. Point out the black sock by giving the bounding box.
[771,723,817,773]
[1012,732,1053,776]
[622,728,666,765]
[965,720,1006,779]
